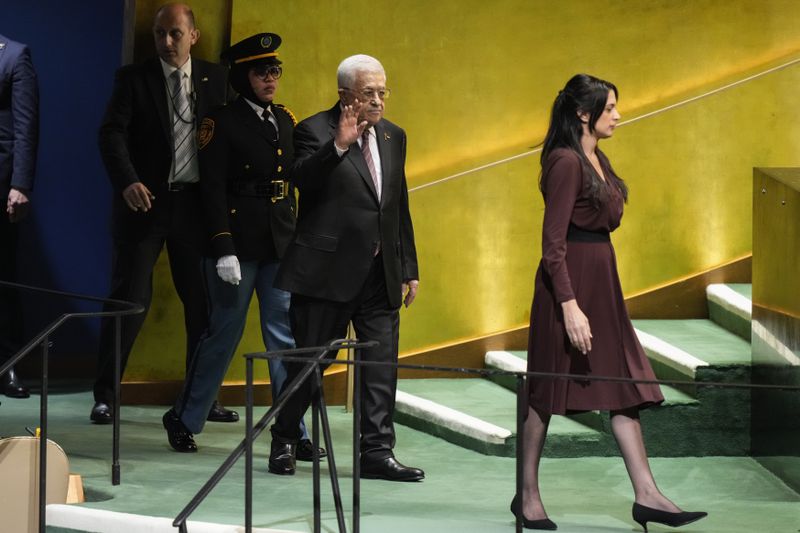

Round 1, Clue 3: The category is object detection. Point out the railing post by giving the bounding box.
[312,377,321,533]
[352,349,361,533]
[314,367,346,533]
[112,314,121,485]
[515,374,525,533]
[245,356,254,533]
[39,335,49,533]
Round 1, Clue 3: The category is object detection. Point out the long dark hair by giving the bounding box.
[540,73,627,205]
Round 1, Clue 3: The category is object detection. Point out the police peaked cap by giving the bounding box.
[221,33,282,67]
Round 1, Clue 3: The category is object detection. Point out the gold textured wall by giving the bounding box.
[125,0,800,382]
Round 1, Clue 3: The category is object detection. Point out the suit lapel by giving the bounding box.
[192,58,208,126]
[145,58,170,139]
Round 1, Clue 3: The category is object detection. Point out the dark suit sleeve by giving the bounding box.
[290,118,342,192]
[398,131,418,281]
[10,45,38,191]
[98,67,140,193]
[198,113,235,258]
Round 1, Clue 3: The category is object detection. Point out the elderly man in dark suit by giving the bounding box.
[0,33,38,400]
[93,3,235,424]
[268,54,423,481]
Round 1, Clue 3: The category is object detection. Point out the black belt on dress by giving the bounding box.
[228,179,289,203]
[566,223,610,242]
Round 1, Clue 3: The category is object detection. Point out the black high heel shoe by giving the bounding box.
[632,502,708,532]
[510,495,558,530]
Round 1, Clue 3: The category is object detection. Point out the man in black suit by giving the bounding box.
[269,54,423,481]
[93,3,235,424]
[0,33,38,400]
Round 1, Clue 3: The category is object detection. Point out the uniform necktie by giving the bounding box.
[361,130,380,201]
[170,70,196,182]
[262,106,278,142]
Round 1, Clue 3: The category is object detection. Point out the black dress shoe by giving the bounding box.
[90,402,114,424]
[295,438,327,462]
[206,400,239,423]
[162,410,198,453]
[268,439,296,475]
[632,502,707,533]
[1,367,30,398]
[360,456,424,482]
[510,495,558,530]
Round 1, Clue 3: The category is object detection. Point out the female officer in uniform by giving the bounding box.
[163,33,321,461]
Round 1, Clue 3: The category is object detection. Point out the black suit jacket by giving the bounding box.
[97,56,228,240]
[0,34,38,199]
[276,104,418,309]
[198,96,296,261]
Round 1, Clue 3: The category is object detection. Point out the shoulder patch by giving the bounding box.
[198,117,215,150]
[274,104,297,126]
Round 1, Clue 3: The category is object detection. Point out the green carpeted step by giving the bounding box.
[633,318,751,383]
[394,378,608,457]
[706,283,752,341]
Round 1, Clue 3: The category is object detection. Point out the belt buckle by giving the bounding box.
[270,180,289,203]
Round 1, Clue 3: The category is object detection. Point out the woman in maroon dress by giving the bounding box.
[515,74,707,531]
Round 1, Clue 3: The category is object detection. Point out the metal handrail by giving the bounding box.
[0,280,143,533]
[172,342,800,533]
[172,339,378,533]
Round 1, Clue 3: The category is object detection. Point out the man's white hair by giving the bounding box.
[337,55,385,89]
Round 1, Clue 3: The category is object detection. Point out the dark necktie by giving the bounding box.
[262,107,277,142]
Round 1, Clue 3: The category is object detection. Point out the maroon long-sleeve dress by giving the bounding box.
[527,147,663,414]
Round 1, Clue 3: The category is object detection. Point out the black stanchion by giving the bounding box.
[245,356,254,533]
[515,374,525,533]
[352,349,361,533]
[112,315,121,486]
[313,367,347,532]
[38,336,49,533]
[312,383,321,533]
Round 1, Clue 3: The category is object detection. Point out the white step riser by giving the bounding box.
[395,390,511,445]
[706,284,752,321]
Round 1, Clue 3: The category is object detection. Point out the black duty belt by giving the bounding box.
[229,180,289,203]
[566,223,610,242]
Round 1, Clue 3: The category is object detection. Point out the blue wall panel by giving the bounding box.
[4,1,124,371]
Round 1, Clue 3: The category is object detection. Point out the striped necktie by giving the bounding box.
[361,130,380,201]
[170,70,197,183]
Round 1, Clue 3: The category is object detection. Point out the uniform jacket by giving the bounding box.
[275,103,418,309]
[0,34,38,199]
[198,96,296,261]
[97,56,228,240]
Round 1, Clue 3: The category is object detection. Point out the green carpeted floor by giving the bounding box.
[1,390,799,532]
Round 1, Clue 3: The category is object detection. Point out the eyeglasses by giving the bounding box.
[251,65,282,80]
[343,87,391,101]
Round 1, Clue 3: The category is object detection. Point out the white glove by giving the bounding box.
[216,255,241,285]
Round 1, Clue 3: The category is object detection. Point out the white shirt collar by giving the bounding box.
[244,97,271,119]
[159,56,192,81]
